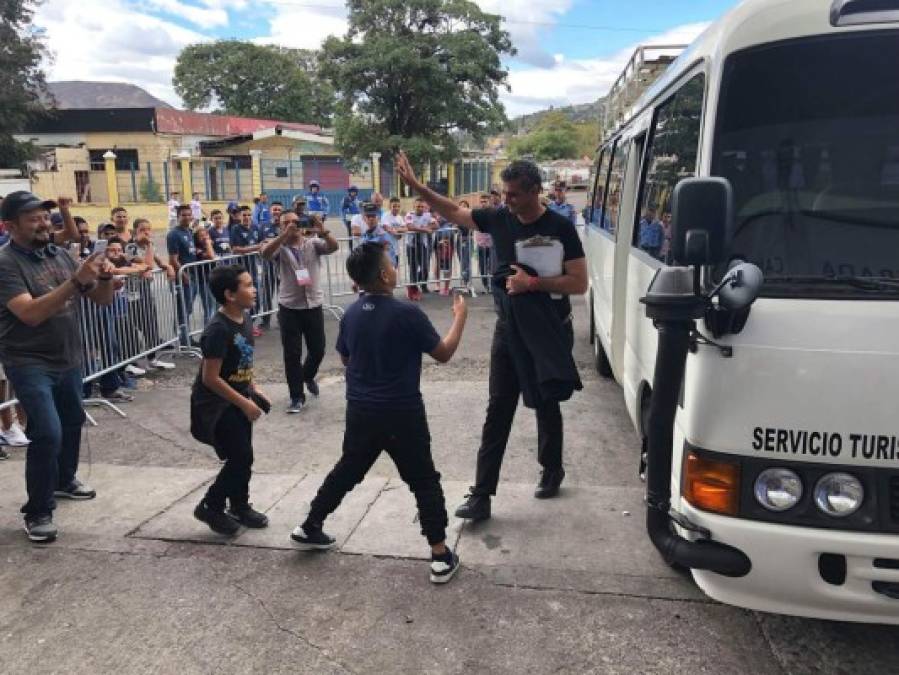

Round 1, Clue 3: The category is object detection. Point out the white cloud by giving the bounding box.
[35,0,208,106]
[256,4,348,51]
[139,0,229,27]
[502,21,711,117]
[475,0,574,68]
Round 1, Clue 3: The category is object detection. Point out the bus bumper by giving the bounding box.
[680,502,899,624]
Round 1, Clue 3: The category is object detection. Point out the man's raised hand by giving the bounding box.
[395,150,421,190]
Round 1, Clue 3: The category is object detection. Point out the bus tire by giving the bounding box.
[593,334,614,379]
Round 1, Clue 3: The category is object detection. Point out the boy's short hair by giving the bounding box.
[177,203,193,214]
[210,209,222,217]
[414,197,424,204]
[270,201,283,208]
[209,264,247,304]
[110,206,127,216]
[389,197,401,204]
[107,236,127,247]
[132,218,150,230]
[240,205,252,213]
[346,243,386,288]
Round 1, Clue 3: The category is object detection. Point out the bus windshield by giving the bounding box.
[712,32,899,296]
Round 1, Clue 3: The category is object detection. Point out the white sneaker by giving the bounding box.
[149,358,175,370]
[125,364,146,377]
[3,424,29,447]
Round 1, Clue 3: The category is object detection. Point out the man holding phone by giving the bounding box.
[261,211,339,413]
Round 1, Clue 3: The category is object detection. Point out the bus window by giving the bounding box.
[590,145,612,231]
[636,74,705,263]
[712,32,899,295]
[606,142,630,238]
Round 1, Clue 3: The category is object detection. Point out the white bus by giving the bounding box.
[585,0,899,623]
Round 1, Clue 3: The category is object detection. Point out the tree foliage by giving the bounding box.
[508,111,582,161]
[321,0,515,168]
[173,41,334,125]
[0,0,49,168]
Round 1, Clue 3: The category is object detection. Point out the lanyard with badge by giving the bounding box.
[287,245,311,286]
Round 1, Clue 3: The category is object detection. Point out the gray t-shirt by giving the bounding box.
[0,244,82,370]
[274,237,329,310]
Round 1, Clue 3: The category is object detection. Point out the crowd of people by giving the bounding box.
[0,156,588,586]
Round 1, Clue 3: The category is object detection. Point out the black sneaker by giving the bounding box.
[454,493,491,521]
[227,504,269,529]
[304,379,320,397]
[534,467,565,499]
[194,500,240,535]
[430,547,460,584]
[290,524,336,550]
[54,479,96,500]
[24,515,57,543]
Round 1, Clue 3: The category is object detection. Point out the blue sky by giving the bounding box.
[35,0,740,116]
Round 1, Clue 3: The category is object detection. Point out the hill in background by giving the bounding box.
[512,97,606,133]
[44,82,173,109]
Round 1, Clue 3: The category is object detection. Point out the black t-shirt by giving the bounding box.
[336,294,441,409]
[471,206,585,317]
[193,311,255,398]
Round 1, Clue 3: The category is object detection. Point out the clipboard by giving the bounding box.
[515,236,564,299]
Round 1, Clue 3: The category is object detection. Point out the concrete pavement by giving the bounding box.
[0,292,897,674]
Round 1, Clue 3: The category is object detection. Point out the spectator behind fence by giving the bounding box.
[231,205,264,336]
[0,191,118,543]
[359,202,396,266]
[306,180,329,221]
[191,264,271,536]
[381,197,406,267]
[75,216,94,259]
[433,216,455,296]
[0,366,30,456]
[290,242,467,585]
[106,236,151,380]
[261,211,338,414]
[194,227,217,324]
[226,201,240,228]
[454,200,472,286]
[340,185,361,241]
[258,201,284,332]
[404,197,437,301]
[111,206,132,242]
[167,191,180,229]
[167,203,199,347]
[207,209,232,257]
[474,194,495,292]
[190,192,204,224]
[396,153,588,522]
[128,219,176,371]
[252,193,270,227]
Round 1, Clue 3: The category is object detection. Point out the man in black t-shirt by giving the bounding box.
[397,153,588,521]
[190,265,272,536]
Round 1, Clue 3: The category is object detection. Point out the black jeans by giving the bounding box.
[278,305,326,401]
[306,405,448,545]
[472,320,573,496]
[204,405,253,511]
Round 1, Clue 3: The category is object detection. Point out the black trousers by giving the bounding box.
[472,320,573,496]
[278,305,326,401]
[306,405,448,545]
[205,405,254,511]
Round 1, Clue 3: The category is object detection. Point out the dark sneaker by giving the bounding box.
[227,504,269,529]
[455,493,491,522]
[101,390,134,402]
[290,524,336,550]
[24,515,57,543]
[305,379,320,397]
[430,548,460,584]
[194,500,240,535]
[0,447,9,461]
[534,467,565,499]
[54,479,96,500]
[287,398,305,414]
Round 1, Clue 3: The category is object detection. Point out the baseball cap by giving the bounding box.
[348,185,358,192]
[0,191,58,221]
[99,222,117,235]
[309,180,320,188]
[362,202,379,216]
[293,195,307,205]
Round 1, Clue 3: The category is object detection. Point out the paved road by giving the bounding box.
[2,210,898,672]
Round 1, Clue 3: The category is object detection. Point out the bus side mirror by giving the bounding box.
[670,177,733,266]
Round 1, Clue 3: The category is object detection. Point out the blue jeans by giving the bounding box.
[4,365,85,518]
[177,281,197,346]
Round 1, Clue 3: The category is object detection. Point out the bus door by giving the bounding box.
[609,133,646,377]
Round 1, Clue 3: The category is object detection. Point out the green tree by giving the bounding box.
[321,0,515,168]
[0,0,49,168]
[508,111,580,160]
[173,41,334,125]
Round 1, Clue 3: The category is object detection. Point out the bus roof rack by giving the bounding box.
[830,0,899,26]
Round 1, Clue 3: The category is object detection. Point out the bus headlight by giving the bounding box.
[814,473,864,518]
[753,468,803,512]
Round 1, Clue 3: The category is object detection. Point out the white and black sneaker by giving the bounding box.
[24,515,57,543]
[54,479,97,500]
[290,524,336,550]
[286,398,305,414]
[430,548,460,584]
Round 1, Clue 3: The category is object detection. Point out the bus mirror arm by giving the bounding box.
[641,268,752,578]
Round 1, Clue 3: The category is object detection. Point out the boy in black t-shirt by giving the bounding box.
[291,243,468,584]
[191,265,271,535]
